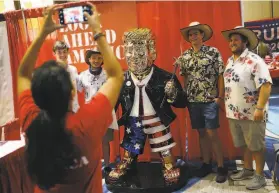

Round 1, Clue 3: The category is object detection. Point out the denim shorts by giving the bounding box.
[188,102,220,130]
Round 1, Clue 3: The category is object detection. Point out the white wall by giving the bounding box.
[241,1,279,22]
[0,22,15,126]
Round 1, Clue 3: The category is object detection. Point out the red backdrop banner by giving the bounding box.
[5,1,242,161]
[131,1,243,161]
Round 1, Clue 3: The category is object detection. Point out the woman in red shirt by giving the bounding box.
[17,3,123,193]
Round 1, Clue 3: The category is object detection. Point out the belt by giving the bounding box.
[140,115,157,120]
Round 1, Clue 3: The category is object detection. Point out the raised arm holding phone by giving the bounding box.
[17,3,123,193]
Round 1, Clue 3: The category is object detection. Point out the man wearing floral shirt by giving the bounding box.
[222,26,272,190]
[178,21,227,183]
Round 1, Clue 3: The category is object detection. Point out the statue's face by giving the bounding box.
[123,28,156,75]
[124,40,149,74]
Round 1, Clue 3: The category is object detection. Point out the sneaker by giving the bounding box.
[230,168,254,181]
[216,167,228,183]
[195,163,212,178]
[246,174,266,190]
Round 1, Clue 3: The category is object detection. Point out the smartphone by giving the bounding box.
[58,5,92,25]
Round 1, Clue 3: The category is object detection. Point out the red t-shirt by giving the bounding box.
[18,90,112,193]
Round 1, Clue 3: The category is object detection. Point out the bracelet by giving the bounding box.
[93,32,105,41]
[256,107,264,111]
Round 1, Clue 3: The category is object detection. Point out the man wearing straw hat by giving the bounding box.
[178,22,227,183]
[222,26,272,190]
[77,49,118,174]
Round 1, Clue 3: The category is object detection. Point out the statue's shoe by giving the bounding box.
[106,168,141,188]
[163,167,180,186]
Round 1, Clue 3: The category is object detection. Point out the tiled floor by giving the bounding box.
[175,173,278,193]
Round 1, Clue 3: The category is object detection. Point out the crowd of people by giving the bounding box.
[17,2,272,193]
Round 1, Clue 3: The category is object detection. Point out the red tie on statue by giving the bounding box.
[138,85,144,117]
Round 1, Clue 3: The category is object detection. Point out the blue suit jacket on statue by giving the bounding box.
[116,65,188,127]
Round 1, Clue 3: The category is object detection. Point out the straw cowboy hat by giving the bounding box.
[180,21,213,42]
[221,26,259,50]
[85,49,102,65]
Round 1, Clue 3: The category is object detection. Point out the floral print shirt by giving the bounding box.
[224,48,272,122]
[179,45,225,102]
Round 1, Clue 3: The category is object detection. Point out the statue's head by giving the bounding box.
[123,28,156,76]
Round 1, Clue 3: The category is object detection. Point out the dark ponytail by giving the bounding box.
[25,60,76,190]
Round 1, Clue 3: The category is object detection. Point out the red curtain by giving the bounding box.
[4,8,56,118]
[135,1,243,161]
[5,1,242,162]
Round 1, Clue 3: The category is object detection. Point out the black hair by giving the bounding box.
[25,60,76,190]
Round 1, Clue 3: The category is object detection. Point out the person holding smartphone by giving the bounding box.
[18,3,123,193]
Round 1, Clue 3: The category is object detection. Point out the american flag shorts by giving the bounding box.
[121,115,176,155]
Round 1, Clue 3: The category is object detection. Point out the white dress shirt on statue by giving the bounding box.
[130,67,156,117]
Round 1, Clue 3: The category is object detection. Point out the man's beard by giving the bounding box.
[232,47,245,56]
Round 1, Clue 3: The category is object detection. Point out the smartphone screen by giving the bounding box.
[59,5,92,25]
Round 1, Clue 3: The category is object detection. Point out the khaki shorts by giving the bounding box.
[103,128,114,142]
[228,119,266,151]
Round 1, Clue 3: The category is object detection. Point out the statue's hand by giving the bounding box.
[164,80,177,103]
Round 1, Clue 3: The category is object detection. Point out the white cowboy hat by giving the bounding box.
[180,21,213,42]
[221,26,259,50]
